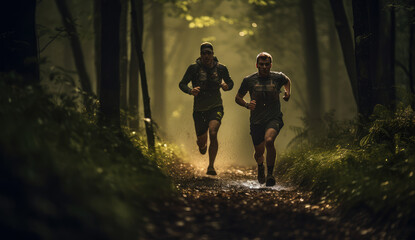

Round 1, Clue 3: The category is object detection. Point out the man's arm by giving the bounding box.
[220,65,234,91]
[282,76,291,102]
[235,92,256,110]
[179,65,200,96]
[235,78,255,110]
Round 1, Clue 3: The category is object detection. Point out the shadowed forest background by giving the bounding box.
[37,0,362,165]
[1,0,415,239]
[35,0,415,166]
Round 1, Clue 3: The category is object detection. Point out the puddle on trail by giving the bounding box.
[185,160,294,191]
[224,179,294,191]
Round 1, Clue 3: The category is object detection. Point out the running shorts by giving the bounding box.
[192,106,224,136]
[250,118,284,146]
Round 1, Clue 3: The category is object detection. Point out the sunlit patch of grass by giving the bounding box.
[126,129,186,176]
[0,79,175,239]
[276,106,415,233]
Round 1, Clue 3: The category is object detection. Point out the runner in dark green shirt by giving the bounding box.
[235,52,291,186]
[179,42,234,175]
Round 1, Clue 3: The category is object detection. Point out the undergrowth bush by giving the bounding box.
[0,78,177,240]
[277,105,415,236]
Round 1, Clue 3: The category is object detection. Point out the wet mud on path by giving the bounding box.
[142,161,391,240]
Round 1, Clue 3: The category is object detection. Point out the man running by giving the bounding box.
[235,52,291,186]
[179,42,234,175]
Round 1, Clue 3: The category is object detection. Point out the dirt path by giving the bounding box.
[142,161,389,240]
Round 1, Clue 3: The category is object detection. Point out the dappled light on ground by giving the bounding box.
[181,153,294,191]
[225,179,293,191]
[144,158,389,239]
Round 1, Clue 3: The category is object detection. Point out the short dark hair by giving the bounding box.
[200,42,214,52]
[256,52,272,64]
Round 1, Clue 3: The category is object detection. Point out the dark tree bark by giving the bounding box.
[131,0,155,149]
[152,1,166,128]
[93,0,101,96]
[0,0,39,84]
[300,0,323,134]
[327,19,340,111]
[329,0,358,105]
[120,0,128,115]
[99,0,121,128]
[352,0,396,116]
[410,7,415,109]
[352,0,376,117]
[376,2,395,109]
[55,0,93,97]
[128,0,142,130]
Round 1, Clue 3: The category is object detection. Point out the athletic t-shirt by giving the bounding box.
[238,71,289,125]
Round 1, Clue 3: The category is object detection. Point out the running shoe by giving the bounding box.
[206,166,217,175]
[257,164,265,184]
[266,174,276,186]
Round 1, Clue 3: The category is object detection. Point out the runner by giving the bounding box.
[179,42,234,175]
[235,52,291,186]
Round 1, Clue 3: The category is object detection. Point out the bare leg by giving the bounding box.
[264,128,278,174]
[197,132,208,153]
[253,142,265,165]
[254,142,266,183]
[207,120,221,168]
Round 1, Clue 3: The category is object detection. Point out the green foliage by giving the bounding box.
[248,0,276,6]
[0,78,176,239]
[360,104,415,148]
[277,106,415,232]
[288,110,357,149]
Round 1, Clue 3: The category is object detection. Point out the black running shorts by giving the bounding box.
[250,118,284,146]
[192,106,224,136]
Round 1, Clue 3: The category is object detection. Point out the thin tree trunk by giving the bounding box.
[129,35,140,130]
[352,0,375,117]
[0,0,39,85]
[128,0,141,130]
[328,19,340,112]
[131,0,155,150]
[377,2,395,109]
[99,0,121,128]
[152,1,166,128]
[329,0,358,105]
[93,0,101,96]
[367,0,380,108]
[300,0,323,135]
[409,11,415,109]
[55,0,93,103]
[120,0,128,125]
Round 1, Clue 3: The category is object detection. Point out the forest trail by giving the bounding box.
[142,160,387,240]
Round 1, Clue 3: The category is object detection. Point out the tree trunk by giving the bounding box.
[131,0,155,150]
[152,1,166,128]
[93,0,101,96]
[352,0,376,117]
[376,2,395,109]
[99,0,121,129]
[0,0,39,84]
[299,0,323,135]
[120,0,128,125]
[55,0,93,101]
[329,0,358,105]
[128,0,141,130]
[409,8,415,109]
[327,19,340,112]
